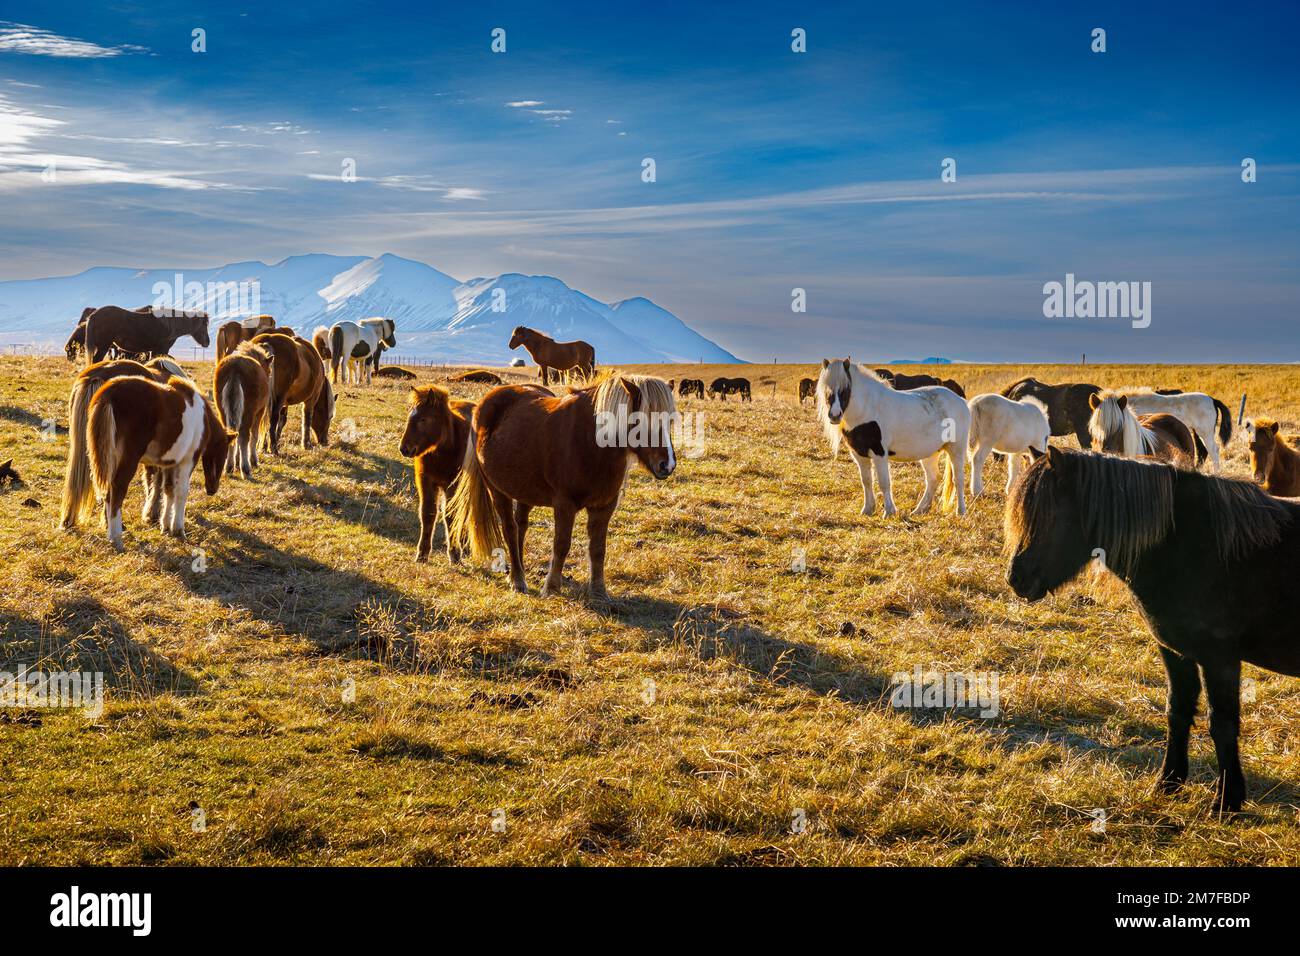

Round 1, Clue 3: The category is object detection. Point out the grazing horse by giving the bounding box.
[88,375,234,550]
[311,325,332,361]
[65,306,152,361]
[215,340,275,477]
[1117,388,1233,472]
[83,306,210,364]
[798,377,815,405]
[1088,392,1201,468]
[678,378,705,400]
[1005,447,1299,812]
[215,314,275,360]
[875,369,967,398]
[1248,419,1300,497]
[59,356,188,530]
[708,377,751,402]
[251,332,331,452]
[1000,377,1101,449]
[399,385,474,563]
[966,394,1050,497]
[817,358,970,517]
[328,317,396,385]
[507,326,596,385]
[447,375,676,600]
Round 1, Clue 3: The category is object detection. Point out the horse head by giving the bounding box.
[381,319,397,348]
[400,385,451,458]
[508,326,531,350]
[202,418,237,495]
[1004,446,1092,601]
[817,357,854,425]
[188,311,212,348]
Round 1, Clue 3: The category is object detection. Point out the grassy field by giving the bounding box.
[1,355,1298,866]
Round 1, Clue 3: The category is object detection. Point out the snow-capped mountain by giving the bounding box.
[0,253,743,364]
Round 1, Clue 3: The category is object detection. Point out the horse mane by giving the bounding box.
[592,373,677,419]
[229,339,273,364]
[1089,390,1144,456]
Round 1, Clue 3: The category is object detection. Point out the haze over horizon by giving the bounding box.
[1,2,1296,363]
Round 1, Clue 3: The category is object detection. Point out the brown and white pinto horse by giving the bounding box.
[399,385,474,563]
[448,375,676,600]
[1088,391,1202,468]
[507,326,596,385]
[88,376,234,549]
[59,356,189,530]
[251,331,332,452]
[1249,419,1300,497]
[83,306,210,364]
[215,314,275,360]
[215,340,275,477]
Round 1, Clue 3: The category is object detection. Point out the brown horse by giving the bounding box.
[798,377,815,404]
[1088,392,1201,467]
[84,306,210,364]
[215,314,275,360]
[215,340,275,477]
[65,305,152,361]
[1249,419,1300,496]
[507,326,596,385]
[399,385,474,563]
[88,375,234,550]
[59,356,189,530]
[448,375,676,600]
[451,369,504,385]
[875,368,967,398]
[311,325,332,361]
[251,331,331,453]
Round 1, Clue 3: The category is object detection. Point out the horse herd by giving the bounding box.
[39,311,1300,812]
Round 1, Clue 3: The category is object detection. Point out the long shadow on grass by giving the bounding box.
[275,448,415,549]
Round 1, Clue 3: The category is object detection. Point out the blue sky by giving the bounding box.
[0,1,1296,361]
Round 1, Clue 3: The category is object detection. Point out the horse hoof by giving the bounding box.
[540,580,563,597]
[510,580,529,595]
[415,552,429,564]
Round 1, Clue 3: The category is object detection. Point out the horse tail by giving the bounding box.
[88,396,118,504]
[445,436,503,564]
[1211,396,1232,446]
[220,373,244,433]
[59,376,98,529]
[329,326,344,382]
[1193,429,1209,468]
[967,400,981,452]
[941,453,957,513]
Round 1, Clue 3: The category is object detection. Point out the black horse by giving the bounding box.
[874,368,966,398]
[1005,447,1299,812]
[708,377,751,402]
[678,378,705,399]
[1001,376,1101,448]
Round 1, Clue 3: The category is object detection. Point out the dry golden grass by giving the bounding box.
[1,355,1298,865]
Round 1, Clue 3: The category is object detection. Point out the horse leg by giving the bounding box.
[105,460,134,550]
[1156,646,1201,792]
[440,489,461,564]
[513,501,532,559]
[914,454,940,514]
[585,504,615,602]
[874,455,897,516]
[970,445,989,498]
[1201,658,1246,812]
[851,450,876,516]
[415,466,436,563]
[1003,450,1021,495]
[169,462,193,540]
[542,502,575,597]
[1074,419,1092,450]
[300,401,312,449]
[140,466,162,524]
[491,491,526,593]
[158,467,178,535]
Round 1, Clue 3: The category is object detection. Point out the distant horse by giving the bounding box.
[507,326,596,385]
[876,369,967,398]
[817,358,970,517]
[708,377,751,402]
[88,375,234,550]
[1005,447,1299,812]
[678,378,705,399]
[452,369,504,385]
[798,378,815,405]
[1000,377,1101,448]
[399,385,474,563]
[328,318,396,385]
[59,356,188,531]
[215,314,275,360]
[1117,388,1233,471]
[1088,392,1201,468]
[215,340,275,477]
[447,375,676,600]
[252,331,331,452]
[374,366,417,381]
[311,325,332,361]
[1248,419,1300,496]
[65,305,152,361]
[966,394,1050,497]
[83,305,210,364]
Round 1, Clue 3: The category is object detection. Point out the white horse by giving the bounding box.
[1117,388,1231,471]
[816,358,970,517]
[966,393,1050,496]
[328,317,396,385]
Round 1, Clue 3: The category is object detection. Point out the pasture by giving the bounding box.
[1,356,1299,865]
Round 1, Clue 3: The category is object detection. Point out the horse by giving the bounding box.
[966,394,1050,497]
[59,356,189,530]
[311,325,332,361]
[875,369,967,398]
[1088,391,1202,468]
[1248,419,1300,497]
[451,369,504,385]
[1117,388,1234,471]
[798,378,815,405]
[399,385,474,563]
[507,326,596,385]
[215,314,275,360]
[215,340,275,477]
[1000,377,1101,449]
[328,318,396,385]
[83,306,210,364]
[1005,447,1299,812]
[251,331,331,452]
[817,358,970,517]
[65,306,152,361]
[708,377,751,402]
[678,378,705,399]
[88,375,234,550]
[447,375,676,600]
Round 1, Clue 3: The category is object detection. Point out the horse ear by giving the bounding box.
[1046,445,1066,469]
[821,358,829,369]
[1028,446,1045,460]
[1268,421,1280,435]
[1117,395,1127,410]
[620,377,642,411]
[1088,392,1101,410]
[843,358,851,374]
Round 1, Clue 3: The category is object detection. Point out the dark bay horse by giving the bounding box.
[874,369,967,398]
[678,378,705,399]
[83,306,210,363]
[708,377,751,401]
[1005,447,1299,812]
[447,375,676,600]
[1249,419,1300,496]
[1001,376,1101,448]
[798,377,815,404]
[65,305,152,360]
[508,326,596,385]
[399,385,474,563]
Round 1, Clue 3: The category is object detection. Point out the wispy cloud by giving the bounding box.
[0,21,148,58]
[505,100,543,108]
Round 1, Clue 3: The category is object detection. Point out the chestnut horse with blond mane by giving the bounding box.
[251,331,332,453]
[1249,419,1300,497]
[215,314,275,360]
[215,340,276,477]
[399,385,475,563]
[447,375,676,600]
[507,326,596,385]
